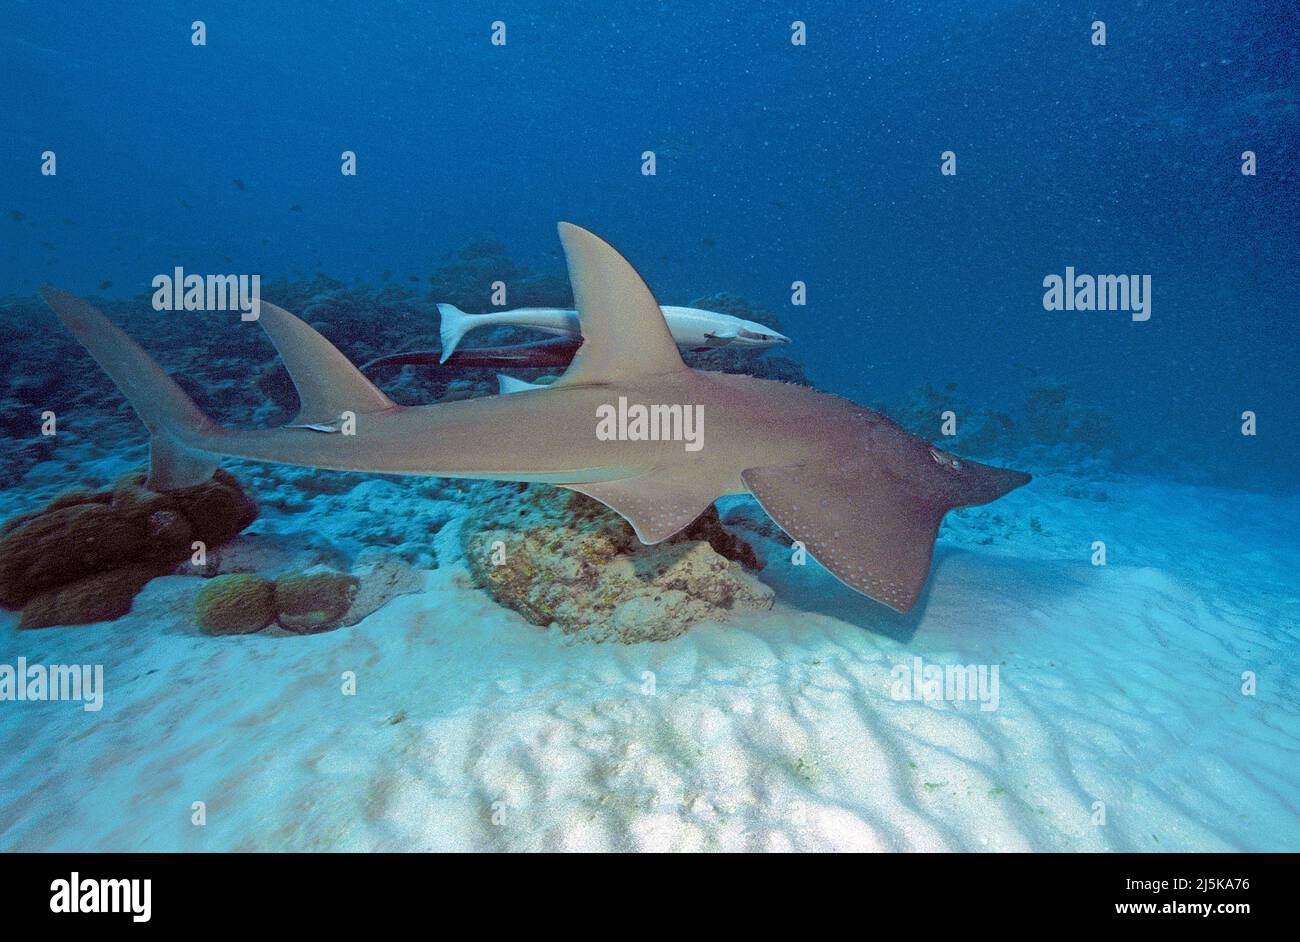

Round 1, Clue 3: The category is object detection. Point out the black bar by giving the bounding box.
[0,852,1286,928]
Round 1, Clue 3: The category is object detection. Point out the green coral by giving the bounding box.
[273,572,359,633]
[194,574,276,635]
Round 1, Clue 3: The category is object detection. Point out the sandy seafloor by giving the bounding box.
[0,438,1295,853]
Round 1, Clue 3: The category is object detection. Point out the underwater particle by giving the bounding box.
[8,210,24,222]
[18,566,158,630]
[273,571,360,633]
[194,573,276,635]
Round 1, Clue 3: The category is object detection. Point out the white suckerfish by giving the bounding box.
[437,302,790,362]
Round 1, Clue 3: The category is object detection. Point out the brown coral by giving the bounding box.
[18,566,159,631]
[0,468,257,627]
[273,572,360,633]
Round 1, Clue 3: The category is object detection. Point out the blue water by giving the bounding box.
[1,0,1296,488]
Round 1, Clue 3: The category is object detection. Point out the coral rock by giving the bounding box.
[18,566,159,630]
[342,551,422,626]
[0,470,258,626]
[194,574,276,635]
[462,486,773,643]
[274,572,360,634]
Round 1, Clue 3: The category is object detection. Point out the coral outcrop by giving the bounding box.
[0,469,258,628]
[462,485,773,643]
[192,555,420,638]
[273,572,360,634]
[344,550,424,625]
[18,566,161,631]
[194,574,277,635]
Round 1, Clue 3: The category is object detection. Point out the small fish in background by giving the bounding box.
[701,237,716,249]
[382,269,392,281]
[179,199,192,209]
[289,204,303,212]
[98,280,112,290]
[8,210,24,222]
[62,217,77,226]
[233,178,246,191]
[41,241,56,250]
[408,275,420,283]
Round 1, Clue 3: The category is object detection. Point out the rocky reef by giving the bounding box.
[462,484,773,643]
[0,469,257,629]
